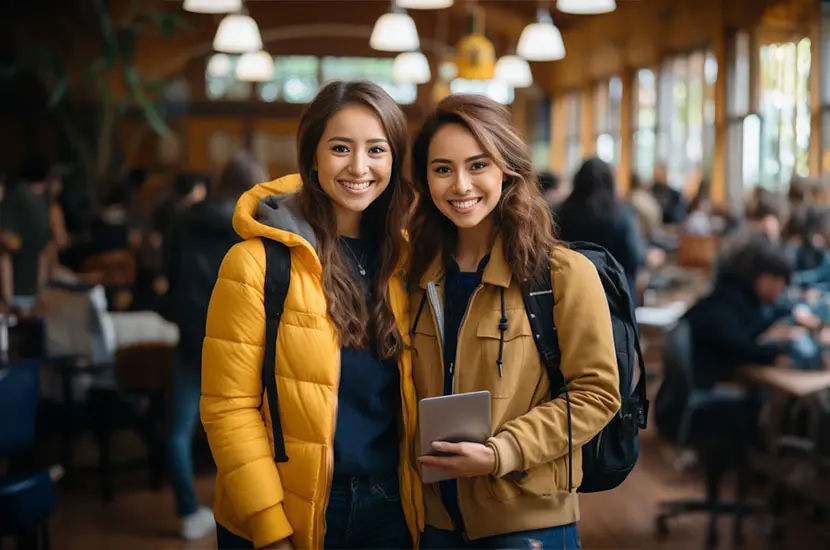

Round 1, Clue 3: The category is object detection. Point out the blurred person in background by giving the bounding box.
[538,170,565,212]
[556,157,648,302]
[0,157,53,312]
[164,152,267,540]
[629,173,664,245]
[651,163,686,224]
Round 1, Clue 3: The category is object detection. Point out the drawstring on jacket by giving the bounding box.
[496,287,507,378]
[411,292,427,339]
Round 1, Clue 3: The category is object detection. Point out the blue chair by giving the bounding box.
[0,362,55,550]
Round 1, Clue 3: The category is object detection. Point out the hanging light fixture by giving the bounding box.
[517,9,565,61]
[370,4,420,52]
[392,51,431,84]
[396,0,453,8]
[213,13,263,53]
[556,0,616,15]
[183,0,242,14]
[207,53,232,77]
[494,55,533,88]
[235,50,274,82]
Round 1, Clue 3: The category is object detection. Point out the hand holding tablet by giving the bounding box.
[418,391,492,483]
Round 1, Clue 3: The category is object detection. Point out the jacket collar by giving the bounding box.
[418,235,513,289]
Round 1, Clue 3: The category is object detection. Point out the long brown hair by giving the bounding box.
[409,94,556,287]
[296,80,413,359]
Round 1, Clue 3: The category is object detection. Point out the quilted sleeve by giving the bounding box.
[200,241,293,548]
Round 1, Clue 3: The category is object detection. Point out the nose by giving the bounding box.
[348,152,368,176]
[451,171,473,195]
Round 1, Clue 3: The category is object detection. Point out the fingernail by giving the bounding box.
[432,442,443,450]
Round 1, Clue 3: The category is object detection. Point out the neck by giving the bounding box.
[335,205,361,239]
[454,216,494,272]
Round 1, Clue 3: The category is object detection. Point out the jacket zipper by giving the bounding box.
[424,280,485,535]
[315,352,340,548]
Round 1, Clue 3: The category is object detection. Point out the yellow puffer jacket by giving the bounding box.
[200,174,423,549]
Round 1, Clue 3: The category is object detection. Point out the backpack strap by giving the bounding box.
[261,237,291,463]
[521,267,573,492]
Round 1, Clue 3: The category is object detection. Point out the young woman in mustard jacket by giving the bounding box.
[201,81,422,549]
[407,94,621,549]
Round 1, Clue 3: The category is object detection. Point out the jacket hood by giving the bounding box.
[233,174,318,258]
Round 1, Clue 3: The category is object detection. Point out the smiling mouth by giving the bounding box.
[337,179,373,193]
[449,198,482,211]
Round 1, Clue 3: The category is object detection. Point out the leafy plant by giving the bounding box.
[3,0,188,197]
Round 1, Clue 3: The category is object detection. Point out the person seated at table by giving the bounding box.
[685,238,807,389]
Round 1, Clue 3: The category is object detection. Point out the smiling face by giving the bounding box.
[426,123,503,231]
[315,103,393,235]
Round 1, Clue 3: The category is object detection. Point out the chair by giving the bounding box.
[0,362,56,550]
[654,320,762,548]
[89,344,171,501]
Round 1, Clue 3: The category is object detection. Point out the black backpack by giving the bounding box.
[522,242,648,493]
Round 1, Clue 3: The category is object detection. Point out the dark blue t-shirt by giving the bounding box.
[439,256,489,531]
[332,236,401,477]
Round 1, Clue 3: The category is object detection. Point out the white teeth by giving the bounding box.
[338,180,371,191]
[450,198,480,210]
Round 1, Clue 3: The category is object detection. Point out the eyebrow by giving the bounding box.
[430,153,489,165]
[327,136,389,144]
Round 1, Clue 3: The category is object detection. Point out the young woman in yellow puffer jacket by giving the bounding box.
[200,81,423,550]
[407,95,621,549]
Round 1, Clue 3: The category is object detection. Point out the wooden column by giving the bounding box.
[711,0,728,204]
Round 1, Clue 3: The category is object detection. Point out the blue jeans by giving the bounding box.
[421,523,581,550]
[324,474,411,549]
[216,475,410,549]
[168,352,202,517]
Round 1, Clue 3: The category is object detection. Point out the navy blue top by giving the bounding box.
[439,256,488,531]
[332,236,400,477]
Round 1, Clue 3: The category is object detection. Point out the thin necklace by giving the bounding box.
[342,239,368,276]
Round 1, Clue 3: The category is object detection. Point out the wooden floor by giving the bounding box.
[43,426,826,550]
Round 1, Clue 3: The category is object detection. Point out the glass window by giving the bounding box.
[592,77,622,165]
[563,91,582,178]
[205,53,252,101]
[449,79,515,105]
[322,56,417,105]
[633,68,657,183]
[258,56,319,104]
[728,31,751,118]
[205,54,418,104]
[758,38,811,190]
[656,50,717,192]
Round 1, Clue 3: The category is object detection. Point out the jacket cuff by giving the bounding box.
[250,504,293,549]
[486,431,524,478]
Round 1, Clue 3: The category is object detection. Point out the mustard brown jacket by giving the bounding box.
[200,174,423,549]
[410,239,620,539]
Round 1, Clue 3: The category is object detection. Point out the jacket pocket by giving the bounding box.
[487,461,558,502]
[476,310,533,398]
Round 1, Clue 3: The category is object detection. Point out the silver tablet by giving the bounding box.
[418,390,492,484]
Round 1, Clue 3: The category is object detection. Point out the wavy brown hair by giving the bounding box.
[409,94,557,287]
[295,80,413,359]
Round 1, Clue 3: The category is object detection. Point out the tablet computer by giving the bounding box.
[418,390,492,484]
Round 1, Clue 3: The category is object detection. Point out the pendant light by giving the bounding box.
[183,0,242,14]
[556,0,616,15]
[396,0,453,8]
[370,4,420,52]
[236,50,274,82]
[517,8,565,62]
[213,13,263,53]
[392,51,431,84]
[495,55,533,88]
